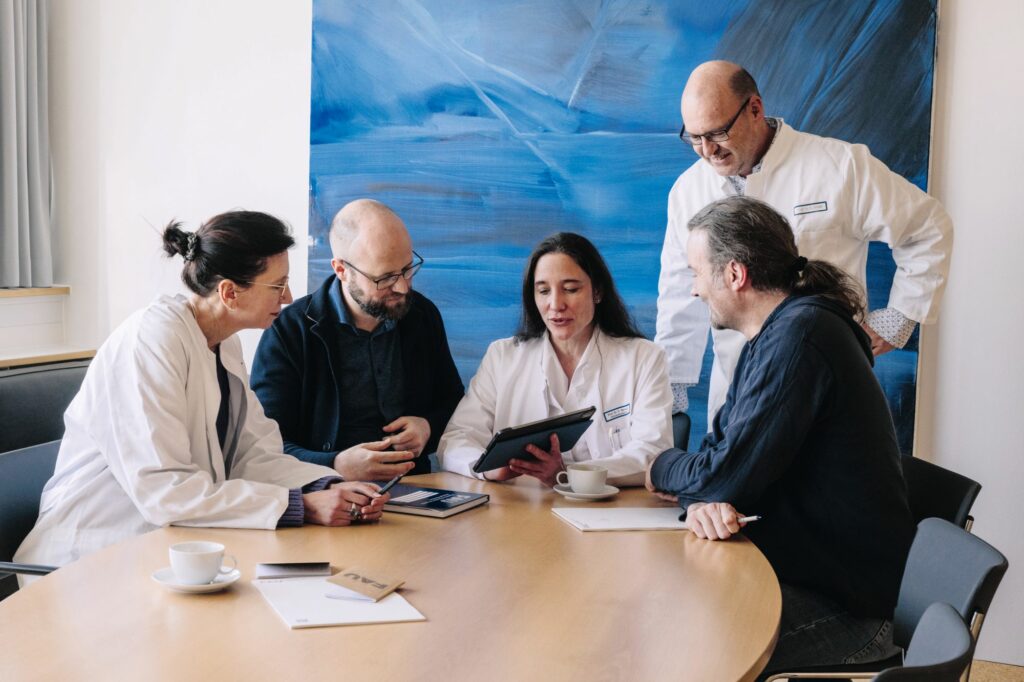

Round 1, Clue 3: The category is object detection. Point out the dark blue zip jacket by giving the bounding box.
[651,294,914,618]
[251,276,464,473]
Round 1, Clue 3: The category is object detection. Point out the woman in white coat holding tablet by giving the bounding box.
[16,211,388,570]
[438,232,672,487]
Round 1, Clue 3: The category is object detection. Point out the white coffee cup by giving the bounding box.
[556,463,608,494]
[168,541,237,585]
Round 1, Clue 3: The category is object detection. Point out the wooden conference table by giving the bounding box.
[0,473,780,681]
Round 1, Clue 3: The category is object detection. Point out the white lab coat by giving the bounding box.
[437,329,672,486]
[14,295,336,569]
[654,121,953,421]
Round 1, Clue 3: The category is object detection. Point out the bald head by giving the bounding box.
[681,61,759,123]
[328,199,417,327]
[328,198,411,262]
[680,61,770,178]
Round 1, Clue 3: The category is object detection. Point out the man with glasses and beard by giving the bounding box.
[655,60,952,427]
[252,199,464,480]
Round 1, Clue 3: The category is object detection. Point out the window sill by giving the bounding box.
[0,286,71,299]
[0,347,95,369]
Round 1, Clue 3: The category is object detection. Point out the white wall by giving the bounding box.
[48,0,312,363]
[916,0,1024,666]
[46,0,1022,666]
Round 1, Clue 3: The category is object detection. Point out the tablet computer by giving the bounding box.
[472,406,596,473]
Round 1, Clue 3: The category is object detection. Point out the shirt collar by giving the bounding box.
[329,277,396,335]
[726,116,781,194]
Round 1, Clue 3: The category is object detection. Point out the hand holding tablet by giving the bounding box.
[472,406,596,473]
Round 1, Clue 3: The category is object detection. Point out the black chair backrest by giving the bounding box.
[672,413,691,450]
[0,440,61,563]
[893,518,1008,649]
[0,359,89,453]
[901,454,981,529]
[873,602,974,681]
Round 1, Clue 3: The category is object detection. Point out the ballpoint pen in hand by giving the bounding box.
[678,512,763,524]
[350,475,403,521]
[377,473,404,496]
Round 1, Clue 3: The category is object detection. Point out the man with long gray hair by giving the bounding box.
[647,196,914,676]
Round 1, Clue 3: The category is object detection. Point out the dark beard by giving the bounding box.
[350,281,411,322]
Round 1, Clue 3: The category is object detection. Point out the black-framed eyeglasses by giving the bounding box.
[679,97,751,146]
[344,251,424,290]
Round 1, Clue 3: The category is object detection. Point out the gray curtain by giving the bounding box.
[0,0,51,287]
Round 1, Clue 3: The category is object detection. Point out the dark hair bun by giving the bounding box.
[159,210,294,296]
[161,220,190,258]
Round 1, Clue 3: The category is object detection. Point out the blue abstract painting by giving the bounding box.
[309,0,937,451]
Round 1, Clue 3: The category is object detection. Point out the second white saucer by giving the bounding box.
[152,567,241,594]
[553,483,619,501]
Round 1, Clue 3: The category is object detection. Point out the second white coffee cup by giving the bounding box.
[556,464,608,494]
[168,541,237,585]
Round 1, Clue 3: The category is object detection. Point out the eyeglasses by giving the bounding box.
[679,97,751,146]
[343,251,424,290]
[244,276,290,302]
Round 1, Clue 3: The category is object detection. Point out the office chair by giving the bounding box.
[672,412,691,450]
[901,454,981,531]
[0,358,89,453]
[0,440,61,600]
[872,602,974,681]
[765,518,1008,681]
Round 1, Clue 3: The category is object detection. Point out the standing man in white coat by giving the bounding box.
[655,60,953,423]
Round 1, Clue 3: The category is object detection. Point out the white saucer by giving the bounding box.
[151,567,241,594]
[553,483,619,501]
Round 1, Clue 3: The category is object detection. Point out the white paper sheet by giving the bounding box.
[552,506,688,532]
[253,577,425,629]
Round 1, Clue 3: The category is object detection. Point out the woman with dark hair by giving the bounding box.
[16,211,388,572]
[438,233,672,487]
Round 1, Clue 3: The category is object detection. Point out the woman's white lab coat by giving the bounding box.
[437,329,672,486]
[15,295,336,568]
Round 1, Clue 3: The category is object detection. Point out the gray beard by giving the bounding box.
[349,282,411,322]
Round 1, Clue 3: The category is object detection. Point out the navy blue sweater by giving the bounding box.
[651,295,914,618]
[251,276,464,473]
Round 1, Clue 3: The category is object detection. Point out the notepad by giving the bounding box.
[253,577,425,629]
[552,507,688,532]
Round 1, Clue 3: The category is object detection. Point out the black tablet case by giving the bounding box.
[472,408,595,473]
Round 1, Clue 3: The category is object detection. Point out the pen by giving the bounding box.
[377,474,403,495]
[677,513,763,524]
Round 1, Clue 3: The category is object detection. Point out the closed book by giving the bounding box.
[383,484,489,518]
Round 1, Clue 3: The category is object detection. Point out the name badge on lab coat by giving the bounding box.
[794,201,828,215]
[603,403,631,422]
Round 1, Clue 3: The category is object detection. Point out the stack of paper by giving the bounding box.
[552,507,688,532]
[253,577,425,629]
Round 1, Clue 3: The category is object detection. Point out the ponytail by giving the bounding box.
[792,259,866,321]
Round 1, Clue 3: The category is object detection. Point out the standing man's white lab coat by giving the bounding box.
[655,121,953,422]
[438,329,672,486]
[15,296,336,568]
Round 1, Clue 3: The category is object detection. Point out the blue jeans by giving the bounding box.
[757,583,900,680]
